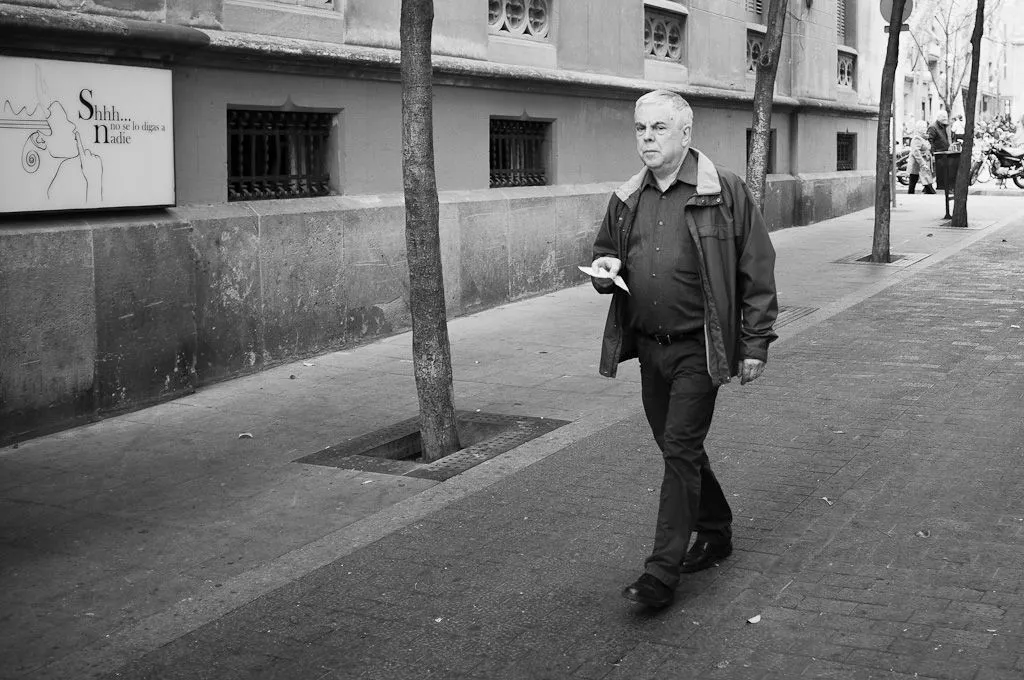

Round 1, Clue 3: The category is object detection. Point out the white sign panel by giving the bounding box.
[0,57,174,214]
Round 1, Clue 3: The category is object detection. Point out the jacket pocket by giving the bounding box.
[692,205,735,239]
[695,219,734,240]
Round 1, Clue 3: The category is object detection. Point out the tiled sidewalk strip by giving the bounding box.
[95,222,1024,678]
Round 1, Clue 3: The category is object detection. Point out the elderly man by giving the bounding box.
[927,110,952,153]
[589,90,778,608]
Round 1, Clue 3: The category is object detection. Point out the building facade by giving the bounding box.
[0,0,884,443]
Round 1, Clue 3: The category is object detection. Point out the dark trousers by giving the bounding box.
[637,333,732,588]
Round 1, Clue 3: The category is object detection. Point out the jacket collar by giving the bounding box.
[615,148,721,207]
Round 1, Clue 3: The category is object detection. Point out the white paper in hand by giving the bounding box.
[578,265,629,293]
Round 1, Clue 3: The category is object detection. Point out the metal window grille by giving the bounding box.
[837,133,856,171]
[746,128,776,174]
[227,109,333,202]
[837,0,847,42]
[489,0,550,39]
[746,30,764,73]
[644,8,685,62]
[489,119,550,188]
[746,0,764,14]
[837,52,856,88]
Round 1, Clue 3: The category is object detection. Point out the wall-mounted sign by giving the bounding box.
[0,56,174,214]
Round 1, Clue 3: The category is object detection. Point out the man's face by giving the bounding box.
[936,111,948,125]
[635,101,691,172]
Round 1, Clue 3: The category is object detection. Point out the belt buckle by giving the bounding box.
[654,333,672,345]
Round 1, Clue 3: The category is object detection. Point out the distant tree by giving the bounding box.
[951,0,985,228]
[746,0,788,211]
[400,0,461,462]
[907,0,1004,114]
[872,0,908,264]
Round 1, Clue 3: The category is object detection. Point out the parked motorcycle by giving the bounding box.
[895,148,910,186]
[985,145,1024,188]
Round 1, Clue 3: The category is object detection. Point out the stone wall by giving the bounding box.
[0,187,603,443]
[0,176,873,444]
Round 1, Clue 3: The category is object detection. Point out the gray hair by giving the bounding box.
[635,90,693,127]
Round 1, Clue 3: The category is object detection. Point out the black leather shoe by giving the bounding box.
[621,573,674,608]
[680,540,732,573]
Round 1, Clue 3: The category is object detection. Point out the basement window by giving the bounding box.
[489,118,551,188]
[837,132,857,171]
[227,109,334,202]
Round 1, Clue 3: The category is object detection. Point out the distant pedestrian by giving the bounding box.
[927,110,952,153]
[951,114,965,141]
[1006,114,1024,156]
[588,90,778,608]
[907,121,936,195]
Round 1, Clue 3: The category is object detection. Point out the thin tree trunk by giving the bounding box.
[871,0,908,263]
[951,0,984,228]
[747,0,788,211]
[400,0,460,462]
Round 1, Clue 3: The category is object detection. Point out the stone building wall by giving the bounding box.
[0,0,881,443]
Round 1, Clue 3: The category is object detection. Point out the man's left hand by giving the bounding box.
[739,359,765,385]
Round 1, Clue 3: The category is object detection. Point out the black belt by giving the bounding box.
[647,330,702,346]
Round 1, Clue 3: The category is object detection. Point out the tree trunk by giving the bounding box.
[951,0,984,228]
[871,0,908,264]
[746,0,789,211]
[400,0,460,462]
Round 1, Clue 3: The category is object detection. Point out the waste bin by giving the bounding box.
[933,150,961,219]
[934,151,960,191]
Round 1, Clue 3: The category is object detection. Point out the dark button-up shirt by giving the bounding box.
[625,149,704,337]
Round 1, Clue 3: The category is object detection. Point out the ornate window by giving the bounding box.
[837,0,855,47]
[227,109,334,201]
[644,8,685,63]
[489,0,550,39]
[490,119,551,188]
[837,52,856,88]
[837,133,856,171]
[746,30,765,74]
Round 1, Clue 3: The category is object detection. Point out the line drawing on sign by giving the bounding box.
[1,67,104,205]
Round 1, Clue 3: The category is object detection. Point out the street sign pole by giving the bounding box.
[880,0,914,210]
[891,107,898,207]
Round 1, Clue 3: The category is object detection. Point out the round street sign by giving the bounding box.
[879,0,914,23]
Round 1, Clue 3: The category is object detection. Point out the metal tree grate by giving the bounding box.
[295,411,568,482]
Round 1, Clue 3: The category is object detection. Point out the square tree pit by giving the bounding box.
[295,411,568,482]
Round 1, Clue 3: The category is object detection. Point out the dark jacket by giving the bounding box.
[927,122,951,153]
[592,149,778,385]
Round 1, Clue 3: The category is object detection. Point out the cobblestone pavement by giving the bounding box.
[92,218,1024,679]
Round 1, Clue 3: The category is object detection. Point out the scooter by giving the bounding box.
[986,145,1024,189]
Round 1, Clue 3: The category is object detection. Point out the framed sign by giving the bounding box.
[0,56,174,214]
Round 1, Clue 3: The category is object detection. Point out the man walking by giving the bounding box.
[588,90,778,608]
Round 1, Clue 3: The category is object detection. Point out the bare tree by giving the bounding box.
[746,0,788,210]
[951,0,985,228]
[907,0,1003,114]
[872,0,908,264]
[400,0,461,462]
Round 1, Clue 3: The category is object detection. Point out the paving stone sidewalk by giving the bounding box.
[90,216,1024,679]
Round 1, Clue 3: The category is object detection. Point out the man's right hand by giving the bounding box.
[592,256,621,276]
[590,257,622,292]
